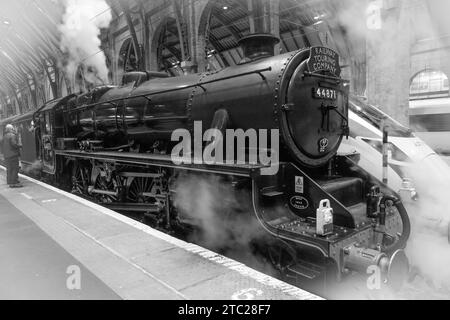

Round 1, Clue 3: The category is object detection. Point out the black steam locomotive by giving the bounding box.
[0,34,410,290]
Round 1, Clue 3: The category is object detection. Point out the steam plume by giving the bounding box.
[402,158,450,290]
[58,0,112,84]
[21,160,43,176]
[172,174,278,275]
[172,174,259,248]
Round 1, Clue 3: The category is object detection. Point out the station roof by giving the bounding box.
[0,0,63,96]
[0,113,20,126]
[159,0,363,71]
[13,109,36,123]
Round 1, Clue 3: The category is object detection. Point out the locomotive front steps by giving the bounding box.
[286,262,323,281]
[347,202,369,225]
[317,177,367,226]
[261,185,285,198]
[317,177,364,208]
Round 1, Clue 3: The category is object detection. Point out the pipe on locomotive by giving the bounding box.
[382,119,389,185]
[379,121,411,251]
[381,196,411,254]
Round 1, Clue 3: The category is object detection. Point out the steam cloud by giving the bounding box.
[22,160,43,176]
[58,0,112,84]
[334,0,450,293]
[333,0,368,40]
[398,0,450,293]
[172,173,278,275]
[402,158,450,292]
[172,174,260,248]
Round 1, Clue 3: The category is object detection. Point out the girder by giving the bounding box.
[0,0,62,111]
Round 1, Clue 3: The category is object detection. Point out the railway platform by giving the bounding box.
[0,167,320,300]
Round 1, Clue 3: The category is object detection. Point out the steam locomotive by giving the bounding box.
[0,34,411,290]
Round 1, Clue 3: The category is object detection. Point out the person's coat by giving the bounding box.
[3,131,21,159]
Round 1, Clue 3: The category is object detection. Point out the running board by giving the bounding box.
[56,149,268,178]
[102,202,163,213]
[287,263,322,280]
[261,186,285,197]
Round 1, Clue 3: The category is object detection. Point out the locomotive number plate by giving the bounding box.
[313,87,338,100]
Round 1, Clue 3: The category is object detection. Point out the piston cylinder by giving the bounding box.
[343,245,389,274]
[343,245,409,290]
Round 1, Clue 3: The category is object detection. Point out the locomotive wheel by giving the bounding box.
[93,174,121,203]
[72,162,91,195]
[127,176,163,204]
[267,241,298,282]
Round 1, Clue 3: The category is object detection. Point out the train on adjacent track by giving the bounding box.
[409,97,450,155]
[341,96,450,243]
[0,34,412,291]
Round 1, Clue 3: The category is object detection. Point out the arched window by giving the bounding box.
[410,69,449,99]
[200,0,249,70]
[155,17,184,76]
[198,0,342,71]
[118,38,138,73]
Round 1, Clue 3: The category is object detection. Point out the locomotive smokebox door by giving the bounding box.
[282,46,347,167]
[316,200,334,236]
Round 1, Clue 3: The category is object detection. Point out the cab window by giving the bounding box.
[42,112,53,135]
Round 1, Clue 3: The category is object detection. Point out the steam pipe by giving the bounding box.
[206,109,229,137]
[379,197,388,226]
[382,123,389,185]
[380,196,411,254]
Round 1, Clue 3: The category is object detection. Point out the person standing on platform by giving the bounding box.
[3,124,23,188]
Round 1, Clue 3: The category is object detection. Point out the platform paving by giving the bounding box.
[0,168,320,300]
[0,191,119,299]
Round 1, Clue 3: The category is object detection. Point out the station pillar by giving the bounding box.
[366,0,412,126]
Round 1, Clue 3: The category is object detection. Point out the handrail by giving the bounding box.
[303,71,349,84]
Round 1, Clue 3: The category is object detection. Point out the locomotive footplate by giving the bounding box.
[273,210,400,255]
[276,217,363,243]
[252,161,407,283]
[56,149,267,178]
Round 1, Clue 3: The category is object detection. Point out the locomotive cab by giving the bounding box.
[37,108,56,174]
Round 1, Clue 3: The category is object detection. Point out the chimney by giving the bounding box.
[237,33,280,63]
